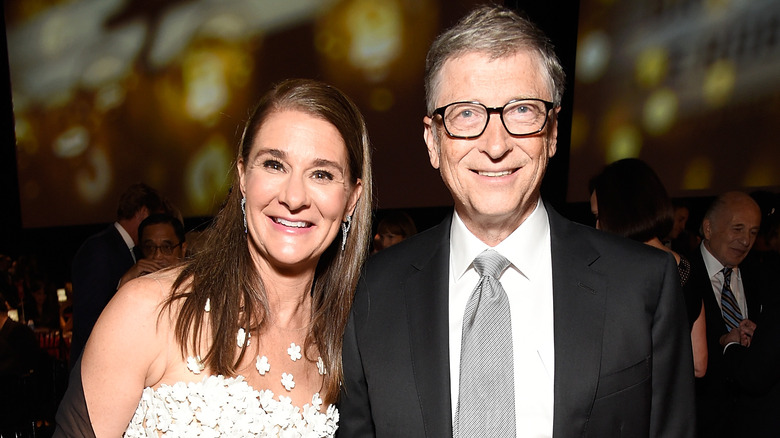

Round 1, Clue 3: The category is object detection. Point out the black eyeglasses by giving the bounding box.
[431,98,555,139]
[141,242,182,256]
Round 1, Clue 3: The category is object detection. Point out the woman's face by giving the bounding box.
[238,110,362,272]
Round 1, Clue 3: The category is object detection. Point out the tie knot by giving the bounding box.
[722,267,733,281]
[473,249,510,279]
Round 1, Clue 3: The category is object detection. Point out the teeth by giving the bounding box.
[478,170,512,177]
[276,218,308,228]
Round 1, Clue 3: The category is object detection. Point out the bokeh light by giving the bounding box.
[642,88,678,136]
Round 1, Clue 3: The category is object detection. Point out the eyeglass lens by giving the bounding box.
[142,243,179,255]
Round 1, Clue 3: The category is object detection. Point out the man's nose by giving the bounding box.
[479,114,511,160]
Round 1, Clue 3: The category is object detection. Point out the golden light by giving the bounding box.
[75,147,112,203]
[186,135,232,214]
[642,88,678,135]
[606,125,642,162]
[703,59,736,108]
[682,157,713,190]
[635,47,668,88]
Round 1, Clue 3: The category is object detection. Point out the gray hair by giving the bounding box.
[424,4,565,114]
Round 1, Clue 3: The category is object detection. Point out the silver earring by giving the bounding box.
[241,196,247,234]
[341,215,352,251]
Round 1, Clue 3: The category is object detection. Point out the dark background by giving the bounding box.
[2,0,777,286]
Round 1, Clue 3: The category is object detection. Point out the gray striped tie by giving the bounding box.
[720,267,743,331]
[454,249,515,437]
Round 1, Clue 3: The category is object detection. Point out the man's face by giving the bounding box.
[140,223,186,268]
[423,50,558,240]
[703,198,761,268]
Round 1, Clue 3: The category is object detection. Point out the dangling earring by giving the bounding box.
[241,196,247,234]
[341,215,352,251]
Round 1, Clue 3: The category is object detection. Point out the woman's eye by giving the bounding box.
[313,170,334,180]
[263,160,284,171]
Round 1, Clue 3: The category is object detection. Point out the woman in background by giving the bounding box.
[55,79,373,437]
[590,158,707,378]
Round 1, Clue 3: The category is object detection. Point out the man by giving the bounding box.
[338,5,694,437]
[684,191,763,438]
[117,213,187,288]
[69,183,166,368]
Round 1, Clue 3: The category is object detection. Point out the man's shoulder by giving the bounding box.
[549,212,663,262]
[75,225,122,255]
[365,216,450,275]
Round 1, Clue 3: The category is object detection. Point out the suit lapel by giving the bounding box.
[405,215,454,437]
[547,207,608,436]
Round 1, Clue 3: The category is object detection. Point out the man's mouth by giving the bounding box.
[474,169,516,177]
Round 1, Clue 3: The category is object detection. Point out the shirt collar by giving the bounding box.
[700,242,735,279]
[450,200,549,281]
[114,221,135,251]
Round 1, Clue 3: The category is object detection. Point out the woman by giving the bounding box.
[55,79,373,437]
[590,158,707,378]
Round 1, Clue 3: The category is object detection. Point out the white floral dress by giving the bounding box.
[123,374,339,437]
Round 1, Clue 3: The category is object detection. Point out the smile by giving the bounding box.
[474,169,516,177]
[274,217,311,228]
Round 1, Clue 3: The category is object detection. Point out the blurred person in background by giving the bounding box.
[372,210,417,253]
[117,213,187,288]
[69,182,169,369]
[590,158,707,378]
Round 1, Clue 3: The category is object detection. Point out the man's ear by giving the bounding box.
[423,116,440,169]
[547,107,560,158]
[702,218,712,241]
[134,206,150,222]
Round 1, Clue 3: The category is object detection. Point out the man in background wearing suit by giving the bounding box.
[684,191,763,438]
[338,4,695,437]
[69,183,167,368]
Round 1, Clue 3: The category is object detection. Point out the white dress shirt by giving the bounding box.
[115,221,136,263]
[700,243,749,319]
[448,200,555,437]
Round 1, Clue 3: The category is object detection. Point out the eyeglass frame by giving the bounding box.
[430,98,556,139]
[141,242,182,256]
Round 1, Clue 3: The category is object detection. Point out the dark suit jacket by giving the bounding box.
[69,224,134,368]
[683,248,763,437]
[722,300,780,438]
[339,205,695,437]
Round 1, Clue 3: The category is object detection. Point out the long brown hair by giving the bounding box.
[166,79,373,403]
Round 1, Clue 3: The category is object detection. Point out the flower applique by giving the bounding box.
[317,356,327,375]
[281,372,295,391]
[237,328,250,347]
[312,393,323,411]
[186,356,205,374]
[256,355,270,375]
[287,343,302,361]
[204,298,211,312]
